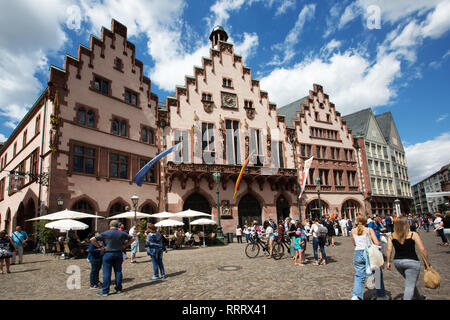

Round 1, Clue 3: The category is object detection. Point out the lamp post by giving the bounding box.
[394,199,401,217]
[57,196,64,210]
[315,177,322,220]
[353,141,367,214]
[131,194,139,226]
[212,172,225,244]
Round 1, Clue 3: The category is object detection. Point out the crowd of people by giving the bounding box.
[0,210,449,299]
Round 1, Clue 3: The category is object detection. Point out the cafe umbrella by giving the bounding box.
[190,218,217,248]
[173,209,211,232]
[154,219,184,250]
[44,219,89,232]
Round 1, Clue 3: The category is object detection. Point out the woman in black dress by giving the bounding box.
[0,230,16,274]
[326,219,335,247]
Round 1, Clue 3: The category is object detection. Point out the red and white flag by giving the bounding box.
[298,156,314,199]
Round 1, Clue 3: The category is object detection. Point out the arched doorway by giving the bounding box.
[15,202,36,235]
[342,200,361,221]
[305,200,329,221]
[183,193,212,230]
[141,203,157,225]
[276,195,290,222]
[238,194,262,227]
[4,209,11,233]
[72,199,95,240]
[109,202,129,231]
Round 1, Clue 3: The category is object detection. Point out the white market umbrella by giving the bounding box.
[149,211,176,219]
[173,209,211,232]
[45,219,89,231]
[155,218,184,250]
[27,209,103,221]
[107,211,153,220]
[190,218,217,247]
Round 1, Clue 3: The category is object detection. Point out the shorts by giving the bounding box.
[131,242,138,254]
[268,234,275,241]
[296,249,303,253]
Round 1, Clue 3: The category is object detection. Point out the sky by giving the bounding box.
[0,0,449,185]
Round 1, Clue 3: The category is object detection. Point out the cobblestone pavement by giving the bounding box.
[0,230,448,300]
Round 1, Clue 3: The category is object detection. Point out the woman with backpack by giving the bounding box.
[146,224,167,280]
[351,215,380,300]
[311,218,327,265]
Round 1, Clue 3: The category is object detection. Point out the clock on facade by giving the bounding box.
[221,92,237,108]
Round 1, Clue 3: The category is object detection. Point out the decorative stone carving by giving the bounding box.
[202,100,214,113]
[244,106,255,120]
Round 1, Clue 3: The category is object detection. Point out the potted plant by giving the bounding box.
[33,220,56,254]
[137,219,148,252]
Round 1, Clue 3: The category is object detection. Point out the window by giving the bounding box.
[112,118,127,137]
[307,145,312,157]
[319,169,329,185]
[326,114,331,122]
[73,145,95,174]
[278,141,284,168]
[349,150,353,161]
[344,149,348,161]
[30,149,39,180]
[77,108,86,125]
[322,146,326,159]
[140,159,156,183]
[87,110,95,128]
[114,58,122,70]
[175,130,190,163]
[0,178,5,201]
[35,114,41,135]
[13,142,17,157]
[202,123,215,163]
[94,76,109,95]
[336,148,340,160]
[125,89,138,106]
[202,93,212,101]
[315,112,319,121]
[23,130,27,147]
[226,120,241,165]
[301,144,306,157]
[334,170,343,186]
[330,148,335,160]
[250,128,263,166]
[223,78,233,88]
[348,171,357,186]
[244,100,253,108]
[110,153,128,179]
[309,169,315,185]
[141,127,154,144]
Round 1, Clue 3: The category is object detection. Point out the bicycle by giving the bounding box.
[245,233,282,260]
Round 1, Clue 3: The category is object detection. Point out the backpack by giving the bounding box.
[317,224,328,238]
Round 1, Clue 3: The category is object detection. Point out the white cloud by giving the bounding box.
[233,32,259,62]
[338,2,362,30]
[270,4,316,65]
[261,50,401,114]
[275,0,296,16]
[405,132,450,184]
[0,133,7,142]
[436,114,449,122]
[444,50,450,59]
[209,0,247,27]
[421,0,450,39]
[0,0,76,133]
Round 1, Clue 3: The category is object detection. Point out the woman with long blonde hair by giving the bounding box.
[386,217,429,300]
[350,215,380,300]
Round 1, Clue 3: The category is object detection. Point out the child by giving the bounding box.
[294,230,305,266]
[87,232,104,289]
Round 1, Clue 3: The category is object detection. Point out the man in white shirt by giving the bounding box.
[339,218,348,236]
[128,224,140,264]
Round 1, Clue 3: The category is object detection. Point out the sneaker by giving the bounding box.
[96,292,109,297]
[149,276,160,280]
[114,289,123,294]
[89,285,96,290]
[161,275,167,279]
[351,296,361,300]
[130,261,137,264]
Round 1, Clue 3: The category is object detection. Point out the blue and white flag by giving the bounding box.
[133,143,181,187]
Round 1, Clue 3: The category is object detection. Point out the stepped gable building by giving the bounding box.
[277,85,365,221]
[343,109,413,215]
[162,26,300,231]
[0,19,161,237]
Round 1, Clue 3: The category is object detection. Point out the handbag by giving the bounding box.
[366,274,376,290]
[367,232,384,269]
[422,255,440,289]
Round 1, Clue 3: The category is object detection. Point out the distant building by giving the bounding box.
[412,163,450,214]
[343,109,413,216]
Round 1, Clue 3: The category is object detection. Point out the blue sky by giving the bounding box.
[0,0,449,184]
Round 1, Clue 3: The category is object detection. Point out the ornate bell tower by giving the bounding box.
[209,26,229,48]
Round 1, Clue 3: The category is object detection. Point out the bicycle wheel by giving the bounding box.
[245,242,260,258]
[272,245,282,260]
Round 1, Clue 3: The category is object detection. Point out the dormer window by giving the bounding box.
[94,76,109,95]
[114,58,122,71]
[202,93,212,101]
[223,78,233,88]
[244,100,253,109]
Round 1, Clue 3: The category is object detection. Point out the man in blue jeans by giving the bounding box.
[90,220,134,296]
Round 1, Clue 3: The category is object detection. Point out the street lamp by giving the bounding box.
[131,194,139,226]
[160,119,167,211]
[57,196,64,210]
[212,172,226,244]
[315,177,322,220]
[289,135,302,221]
